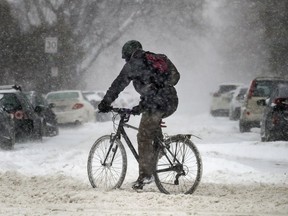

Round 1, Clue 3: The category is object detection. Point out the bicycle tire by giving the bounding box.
[87,135,127,190]
[154,136,202,194]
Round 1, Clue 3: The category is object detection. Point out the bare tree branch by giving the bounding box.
[32,0,47,25]
[80,9,144,74]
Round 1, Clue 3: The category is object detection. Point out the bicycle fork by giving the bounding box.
[102,133,119,167]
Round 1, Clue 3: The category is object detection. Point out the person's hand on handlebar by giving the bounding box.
[98,101,112,113]
[131,105,141,115]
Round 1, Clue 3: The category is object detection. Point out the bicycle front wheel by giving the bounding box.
[87,135,127,190]
[154,136,202,194]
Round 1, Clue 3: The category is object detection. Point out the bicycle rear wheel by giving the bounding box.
[87,135,127,190]
[154,136,202,194]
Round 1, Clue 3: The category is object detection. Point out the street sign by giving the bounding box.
[51,67,58,77]
[45,37,58,53]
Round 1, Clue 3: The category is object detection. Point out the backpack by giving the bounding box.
[144,51,169,74]
[144,51,180,87]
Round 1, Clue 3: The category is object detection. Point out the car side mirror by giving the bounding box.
[34,105,44,113]
[256,99,266,106]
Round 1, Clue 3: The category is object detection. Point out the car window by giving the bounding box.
[0,93,21,109]
[239,88,248,96]
[97,92,105,98]
[277,85,288,97]
[47,92,79,100]
[252,81,274,97]
[218,85,238,94]
[18,93,34,110]
[83,95,90,102]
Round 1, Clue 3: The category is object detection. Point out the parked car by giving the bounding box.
[210,83,242,117]
[0,99,15,150]
[229,86,248,120]
[83,91,105,108]
[239,77,288,132]
[46,90,95,125]
[0,85,43,141]
[24,91,59,137]
[257,83,288,141]
[83,90,111,122]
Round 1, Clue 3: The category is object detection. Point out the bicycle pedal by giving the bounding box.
[132,183,144,190]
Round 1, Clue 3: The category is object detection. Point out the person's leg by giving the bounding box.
[136,111,163,181]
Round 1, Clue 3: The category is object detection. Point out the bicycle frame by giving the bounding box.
[103,113,140,166]
[103,111,187,175]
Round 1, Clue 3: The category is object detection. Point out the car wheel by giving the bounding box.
[229,110,237,121]
[239,121,250,133]
[74,120,82,126]
[33,127,43,141]
[210,110,218,117]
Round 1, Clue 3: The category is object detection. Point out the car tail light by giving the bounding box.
[273,97,288,106]
[14,111,24,119]
[247,80,256,99]
[272,113,280,125]
[72,103,84,109]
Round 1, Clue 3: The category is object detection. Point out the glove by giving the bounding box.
[131,105,142,115]
[98,101,112,113]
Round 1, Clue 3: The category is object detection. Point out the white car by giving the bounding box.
[83,90,111,122]
[46,90,95,125]
[210,83,242,117]
[229,86,248,120]
[83,90,139,122]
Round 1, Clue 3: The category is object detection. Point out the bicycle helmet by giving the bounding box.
[122,40,142,61]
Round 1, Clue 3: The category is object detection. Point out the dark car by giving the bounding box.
[24,91,59,137]
[258,83,288,142]
[239,77,288,132]
[0,85,43,141]
[0,100,15,150]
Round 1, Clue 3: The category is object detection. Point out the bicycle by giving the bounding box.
[87,108,202,194]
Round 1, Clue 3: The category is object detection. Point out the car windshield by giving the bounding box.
[47,92,79,100]
[253,80,288,97]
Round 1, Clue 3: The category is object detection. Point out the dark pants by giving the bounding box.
[137,111,163,178]
[137,104,177,179]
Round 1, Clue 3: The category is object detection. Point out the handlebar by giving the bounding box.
[111,107,132,114]
[110,107,135,123]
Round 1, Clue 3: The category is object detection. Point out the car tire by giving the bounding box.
[33,127,43,141]
[239,121,250,133]
[229,110,236,121]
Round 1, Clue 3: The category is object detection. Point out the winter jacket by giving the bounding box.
[102,49,180,116]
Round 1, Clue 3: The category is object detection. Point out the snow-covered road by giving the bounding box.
[0,113,287,215]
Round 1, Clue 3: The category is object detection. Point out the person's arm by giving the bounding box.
[102,63,132,105]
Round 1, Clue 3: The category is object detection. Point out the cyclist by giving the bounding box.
[98,40,180,189]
